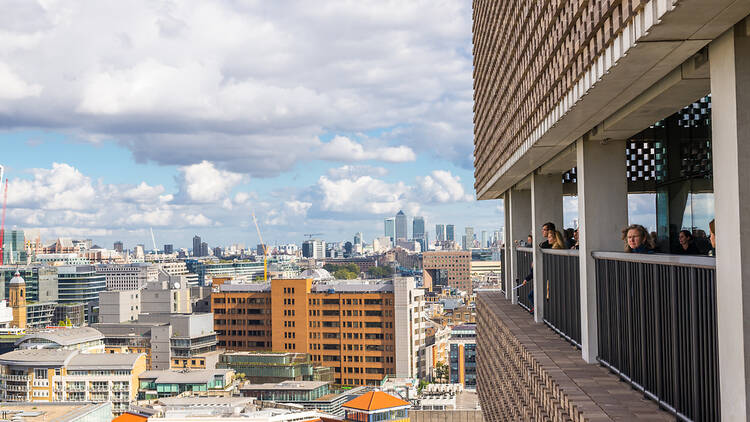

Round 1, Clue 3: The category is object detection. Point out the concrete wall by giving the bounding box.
[99,290,140,323]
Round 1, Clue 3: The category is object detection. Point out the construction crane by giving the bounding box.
[304,233,323,239]
[252,212,269,281]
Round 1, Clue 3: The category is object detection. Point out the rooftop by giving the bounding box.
[240,381,329,391]
[139,369,233,384]
[15,326,104,347]
[219,282,271,292]
[68,352,143,370]
[310,283,393,294]
[342,391,410,413]
[0,349,76,366]
[0,402,112,421]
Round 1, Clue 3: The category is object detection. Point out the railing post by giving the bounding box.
[710,21,750,420]
[508,188,531,305]
[531,172,562,323]
[577,137,628,363]
[503,192,512,300]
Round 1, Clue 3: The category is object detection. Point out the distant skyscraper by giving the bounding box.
[395,210,407,241]
[464,227,474,250]
[257,244,267,255]
[461,235,468,250]
[446,225,455,242]
[384,218,395,242]
[413,216,425,240]
[192,235,202,257]
[481,231,487,248]
[213,247,223,258]
[436,224,445,242]
[164,244,174,254]
[354,232,363,246]
[113,241,123,253]
[302,239,326,259]
[201,242,209,257]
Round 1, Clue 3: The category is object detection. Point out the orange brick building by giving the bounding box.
[422,251,471,293]
[212,278,416,387]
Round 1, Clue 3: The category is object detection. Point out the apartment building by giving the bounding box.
[96,263,157,291]
[14,327,105,353]
[0,349,146,415]
[447,323,476,389]
[212,277,425,386]
[422,251,471,293]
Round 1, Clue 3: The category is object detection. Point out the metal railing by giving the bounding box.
[498,248,506,295]
[593,252,719,422]
[541,249,581,347]
[515,247,534,312]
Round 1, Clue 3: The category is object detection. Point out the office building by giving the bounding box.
[1,230,26,265]
[0,349,146,414]
[114,241,124,253]
[192,235,202,257]
[301,240,326,260]
[395,210,407,241]
[96,263,157,291]
[384,218,395,243]
[212,277,425,386]
[436,224,446,242]
[200,242,209,257]
[422,251,471,294]
[186,260,264,285]
[137,369,233,400]
[140,273,192,315]
[99,290,141,323]
[447,323,476,389]
[481,231,487,248]
[163,244,173,255]
[354,232,362,246]
[413,216,425,241]
[446,225,455,242]
[56,265,105,324]
[218,352,333,384]
[463,227,474,250]
[0,266,58,303]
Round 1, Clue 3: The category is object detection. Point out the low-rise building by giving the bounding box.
[218,352,333,383]
[137,368,234,400]
[239,380,330,402]
[97,263,157,291]
[99,290,141,323]
[14,327,105,353]
[342,391,411,422]
[447,324,476,389]
[0,349,146,415]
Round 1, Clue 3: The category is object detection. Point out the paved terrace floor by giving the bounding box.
[478,292,674,421]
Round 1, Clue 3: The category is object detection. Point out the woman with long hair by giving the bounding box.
[621,224,655,253]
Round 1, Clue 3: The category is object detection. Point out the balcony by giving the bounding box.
[1,374,30,382]
[487,248,718,421]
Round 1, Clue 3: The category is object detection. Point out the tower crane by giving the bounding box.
[252,212,269,281]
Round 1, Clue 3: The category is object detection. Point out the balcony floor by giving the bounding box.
[477,292,674,421]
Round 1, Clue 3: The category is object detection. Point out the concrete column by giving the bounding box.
[530,173,563,323]
[576,137,628,363]
[508,188,531,304]
[710,21,750,421]
[503,192,512,299]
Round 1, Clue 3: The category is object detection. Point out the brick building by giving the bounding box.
[422,251,471,293]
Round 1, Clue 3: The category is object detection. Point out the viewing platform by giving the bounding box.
[477,291,672,421]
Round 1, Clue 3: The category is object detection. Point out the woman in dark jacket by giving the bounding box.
[622,224,655,253]
[676,230,700,254]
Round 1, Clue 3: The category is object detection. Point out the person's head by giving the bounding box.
[678,230,693,248]
[621,224,653,252]
[564,228,575,239]
[552,231,566,249]
[527,234,533,244]
[546,230,556,244]
[573,229,579,241]
[709,219,716,248]
[542,222,556,239]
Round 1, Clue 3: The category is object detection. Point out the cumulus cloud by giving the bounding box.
[415,170,473,203]
[265,200,313,226]
[8,163,96,210]
[177,161,244,203]
[0,0,473,174]
[316,136,415,163]
[326,165,388,180]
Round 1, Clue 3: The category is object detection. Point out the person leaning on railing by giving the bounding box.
[622,224,655,254]
[547,230,566,249]
[676,230,701,255]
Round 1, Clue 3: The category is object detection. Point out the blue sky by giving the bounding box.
[0,1,675,251]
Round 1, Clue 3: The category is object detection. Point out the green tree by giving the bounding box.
[367,266,394,278]
[323,263,337,272]
[334,269,357,280]
[435,362,449,383]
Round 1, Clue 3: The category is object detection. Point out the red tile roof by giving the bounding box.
[342,391,410,412]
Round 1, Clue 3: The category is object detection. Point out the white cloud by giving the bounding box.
[265,200,312,226]
[178,160,244,203]
[7,163,96,210]
[415,170,473,203]
[121,181,167,203]
[317,136,416,163]
[326,165,388,179]
[318,175,410,215]
[183,213,212,227]
[0,1,473,174]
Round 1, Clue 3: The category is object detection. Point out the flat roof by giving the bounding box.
[219,282,271,292]
[240,381,329,391]
[0,349,76,366]
[311,283,393,293]
[140,369,232,384]
[0,402,111,421]
[68,352,143,370]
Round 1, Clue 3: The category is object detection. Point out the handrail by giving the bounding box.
[540,248,579,257]
[516,246,533,253]
[591,251,715,269]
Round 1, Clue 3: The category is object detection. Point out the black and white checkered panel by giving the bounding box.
[677,95,711,128]
[626,140,663,182]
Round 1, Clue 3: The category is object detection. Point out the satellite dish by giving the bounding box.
[173,282,181,289]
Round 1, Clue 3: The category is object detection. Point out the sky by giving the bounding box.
[0,0,511,250]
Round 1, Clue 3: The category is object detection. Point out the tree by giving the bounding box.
[434,362,449,383]
[334,268,358,280]
[367,266,394,278]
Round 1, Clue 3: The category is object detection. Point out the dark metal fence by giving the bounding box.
[594,252,719,422]
[542,249,581,347]
[498,247,506,295]
[515,247,533,312]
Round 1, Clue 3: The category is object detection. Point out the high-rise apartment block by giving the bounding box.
[435,224,445,242]
[211,277,425,386]
[395,211,407,241]
[96,263,157,291]
[422,251,471,293]
[192,235,202,257]
[446,225,455,242]
[383,218,395,243]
